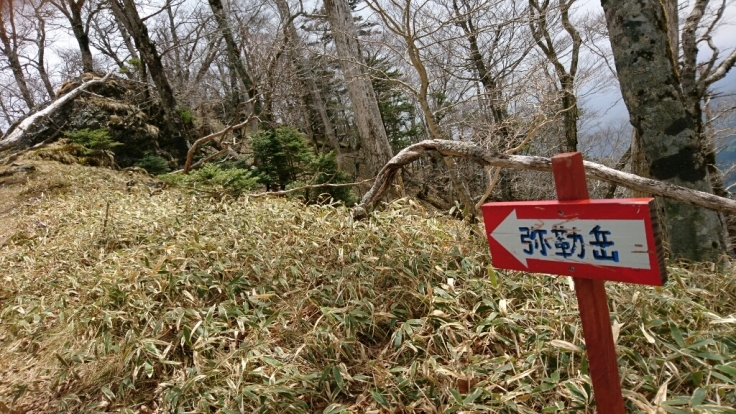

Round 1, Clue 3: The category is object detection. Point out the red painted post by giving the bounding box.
[551,152,625,414]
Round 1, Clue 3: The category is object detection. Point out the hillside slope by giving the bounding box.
[0,157,735,413]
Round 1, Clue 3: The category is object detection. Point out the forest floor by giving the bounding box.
[0,152,735,413]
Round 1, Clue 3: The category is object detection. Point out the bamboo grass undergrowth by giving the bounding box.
[0,161,734,413]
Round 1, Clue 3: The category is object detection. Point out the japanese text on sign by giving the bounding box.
[486,208,653,270]
[519,224,619,263]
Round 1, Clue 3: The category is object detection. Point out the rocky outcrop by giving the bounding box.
[1,73,184,167]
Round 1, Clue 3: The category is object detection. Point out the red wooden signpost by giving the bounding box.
[481,153,667,413]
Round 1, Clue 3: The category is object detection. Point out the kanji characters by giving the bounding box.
[518,224,619,262]
[589,225,619,262]
[519,227,552,256]
[551,226,585,259]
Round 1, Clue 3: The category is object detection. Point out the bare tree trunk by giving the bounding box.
[397,23,475,217]
[605,146,631,198]
[0,0,35,109]
[113,9,138,63]
[109,0,189,158]
[323,0,394,179]
[452,0,509,131]
[165,1,183,92]
[452,0,524,201]
[207,0,263,128]
[273,0,341,166]
[601,0,727,262]
[629,128,647,180]
[529,0,581,152]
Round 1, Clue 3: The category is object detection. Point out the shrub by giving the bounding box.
[252,127,314,189]
[135,154,170,175]
[160,164,259,197]
[180,109,195,123]
[308,151,356,205]
[252,127,356,205]
[63,128,122,153]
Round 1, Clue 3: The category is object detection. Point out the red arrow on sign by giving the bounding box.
[481,199,667,286]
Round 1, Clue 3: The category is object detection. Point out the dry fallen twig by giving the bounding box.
[249,178,374,198]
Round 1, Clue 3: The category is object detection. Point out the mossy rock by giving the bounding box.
[34,143,86,164]
[4,74,176,168]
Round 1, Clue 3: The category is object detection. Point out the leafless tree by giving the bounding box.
[108,0,190,155]
[27,0,56,100]
[528,0,581,152]
[207,0,262,126]
[0,0,36,109]
[273,0,341,163]
[49,0,99,73]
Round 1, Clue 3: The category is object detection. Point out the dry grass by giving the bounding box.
[0,159,734,413]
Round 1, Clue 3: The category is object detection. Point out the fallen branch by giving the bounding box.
[0,72,114,151]
[250,178,374,198]
[177,147,229,173]
[182,111,256,173]
[351,139,736,219]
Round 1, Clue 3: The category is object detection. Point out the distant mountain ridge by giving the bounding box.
[713,73,736,190]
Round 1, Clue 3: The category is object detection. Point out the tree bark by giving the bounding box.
[0,0,35,110]
[112,8,138,64]
[109,0,189,158]
[324,0,394,179]
[601,0,727,262]
[662,0,679,63]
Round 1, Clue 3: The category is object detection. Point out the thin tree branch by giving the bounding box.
[605,145,632,198]
[702,48,736,87]
[175,146,229,173]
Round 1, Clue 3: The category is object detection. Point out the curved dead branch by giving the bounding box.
[182,111,257,173]
[351,139,736,219]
